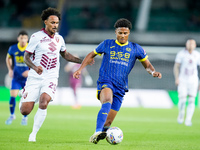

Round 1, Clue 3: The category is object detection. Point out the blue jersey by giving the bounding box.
[7,43,29,81]
[94,39,148,91]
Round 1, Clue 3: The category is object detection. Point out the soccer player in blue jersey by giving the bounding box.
[5,30,29,125]
[73,18,162,144]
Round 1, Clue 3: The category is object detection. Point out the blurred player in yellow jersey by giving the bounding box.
[174,39,200,126]
[5,30,29,125]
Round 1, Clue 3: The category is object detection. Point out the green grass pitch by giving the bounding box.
[1,102,200,150]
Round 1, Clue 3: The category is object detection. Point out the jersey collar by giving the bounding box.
[17,43,28,52]
[115,40,128,46]
[41,28,55,38]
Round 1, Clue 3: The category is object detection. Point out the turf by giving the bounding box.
[1,102,200,150]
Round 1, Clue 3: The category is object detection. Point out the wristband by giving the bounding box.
[151,71,155,76]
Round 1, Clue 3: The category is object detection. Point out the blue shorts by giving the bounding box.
[11,78,26,90]
[97,80,125,111]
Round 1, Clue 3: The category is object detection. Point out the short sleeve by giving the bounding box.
[60,36,66,52]
[136,44,148,62]
[7,46,13,57]
[95,40,106,55]
[26,34,39,53]
[175,51,182,63]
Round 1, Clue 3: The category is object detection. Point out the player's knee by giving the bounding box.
[39,93,51,109]
[20,107,31,115]
[20,102,34,115]
[39,99,49,109]
[188,96,195,104]
[101,97,112,104]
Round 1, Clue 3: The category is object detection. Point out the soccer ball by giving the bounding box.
[106,127,123,145]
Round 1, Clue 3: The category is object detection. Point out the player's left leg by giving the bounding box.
[177,96,187,124]
[29,93,51,142]
[177,83,187,124]
[185,82,198,126]
[29,78,57,142]
[185,96,195,126]
[5,89,18,125]
[103,109,118,132]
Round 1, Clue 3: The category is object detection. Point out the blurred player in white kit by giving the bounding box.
[174,39,200,126]
[19,7,82,142]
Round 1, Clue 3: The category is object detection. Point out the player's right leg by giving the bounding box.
[89,88,112,144]
[89,132,107,144]
[177,97,187,124]
[177,84,187,124]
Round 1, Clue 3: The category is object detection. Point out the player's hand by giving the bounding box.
[34,66,43,75]
[73,70,81,79]
[22,70,29,77]
[8,70,13,78]
[152,72,162,79]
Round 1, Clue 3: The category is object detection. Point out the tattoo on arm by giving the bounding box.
[24,52,37,70]
[61,51,82,64]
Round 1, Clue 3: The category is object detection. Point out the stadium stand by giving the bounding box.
[0,0,200,90]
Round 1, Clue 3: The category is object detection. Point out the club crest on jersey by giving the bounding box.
[126,48,131,52]
[55,36,59,43]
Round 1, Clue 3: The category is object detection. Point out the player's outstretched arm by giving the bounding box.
[60,51,82,64]
[73,51,96,79]
[141,59,162,79]
[6,54,13,77]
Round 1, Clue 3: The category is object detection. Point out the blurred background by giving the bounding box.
[0,0,200,106]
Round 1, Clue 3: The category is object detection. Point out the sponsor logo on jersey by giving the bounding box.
[40,37,51,43]
[102,84,108,88]
[48,42,57,52]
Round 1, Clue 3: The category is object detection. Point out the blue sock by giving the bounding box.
[96,102,111,132]
[9,97,16,115]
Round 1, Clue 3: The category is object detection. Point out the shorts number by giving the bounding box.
[49,82,57,93]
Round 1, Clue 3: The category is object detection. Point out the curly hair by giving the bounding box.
[41,7,61,21]
[114,18,132,29]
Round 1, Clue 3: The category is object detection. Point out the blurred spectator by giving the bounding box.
[64,61,93,109]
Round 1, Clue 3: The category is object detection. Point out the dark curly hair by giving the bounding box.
[41,7,61,21]
[114,18,132,29]
[18,30,28,36]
